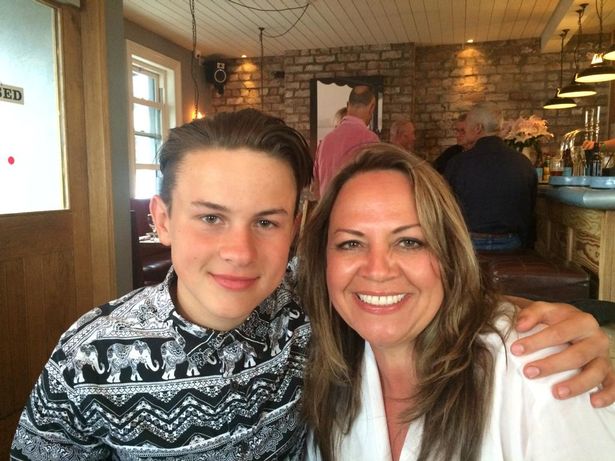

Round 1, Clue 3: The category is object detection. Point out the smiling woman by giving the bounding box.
[325,169,444,353]
[299,144,615,461]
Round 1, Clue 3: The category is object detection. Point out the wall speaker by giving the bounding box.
[205,61,228,85]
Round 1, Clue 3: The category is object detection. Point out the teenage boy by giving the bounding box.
[11,109,614,460]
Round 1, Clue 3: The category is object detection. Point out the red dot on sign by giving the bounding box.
[8,156,15,165]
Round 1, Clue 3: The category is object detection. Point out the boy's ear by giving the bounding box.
[150,195,171,246]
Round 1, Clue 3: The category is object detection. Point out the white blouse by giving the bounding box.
[307,313,615,460]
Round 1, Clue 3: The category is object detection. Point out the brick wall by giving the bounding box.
[208,43,414,146]
[206,35,610,160]
[209,56,286,118]
[414,36,609,160]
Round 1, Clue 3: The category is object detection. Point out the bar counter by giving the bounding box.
[535,184,615,302]
[540,183,615,210]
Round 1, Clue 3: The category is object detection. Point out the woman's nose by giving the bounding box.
[360,247,395,281]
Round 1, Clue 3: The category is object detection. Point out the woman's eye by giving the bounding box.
[337,240,361,250]
[398,238,422,249]
[201,215,221,225]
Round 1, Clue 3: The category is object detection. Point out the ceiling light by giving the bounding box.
[544,93,577,110]
[575,0,615,83]
[559,4,596,98]
[466,39,474,43]
[558,79,597,98]
[604,43,615,61]
[241,54,247,58]
[544,29,576,110]
[575,53,615,82]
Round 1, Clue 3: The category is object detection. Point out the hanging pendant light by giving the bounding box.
[558,4,597,98]
[604,43,615,61]
[558,79,596,98]
[544,93,577,109]
[575,0,615,83]
[576,54,615,82]
[544,29,577,110]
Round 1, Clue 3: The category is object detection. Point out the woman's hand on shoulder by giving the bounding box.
[508,298,614,408]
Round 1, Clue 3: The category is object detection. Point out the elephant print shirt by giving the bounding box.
[11,264,311,460]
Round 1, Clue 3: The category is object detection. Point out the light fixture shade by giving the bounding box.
[575,54,615,82]
[557,77,597,98]
[543,91,577,110]
[604,44,615,61]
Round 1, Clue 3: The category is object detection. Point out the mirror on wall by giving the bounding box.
[309,76,384,152]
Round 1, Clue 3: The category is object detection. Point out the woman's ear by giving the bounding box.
[149,195,171,246]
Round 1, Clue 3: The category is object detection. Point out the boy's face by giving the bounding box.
[151,148,298,331]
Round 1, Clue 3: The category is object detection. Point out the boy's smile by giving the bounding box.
[151,148,298,331]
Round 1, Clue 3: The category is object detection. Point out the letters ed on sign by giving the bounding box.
[0,83,24,105]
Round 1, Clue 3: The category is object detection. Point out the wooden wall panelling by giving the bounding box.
[536,196,615,302]
[81,0,117,304]
[598,211,615,300]
[0,260,28,451]
[62,4,94,315]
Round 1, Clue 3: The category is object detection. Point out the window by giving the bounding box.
[126,41,181,199]
[0,0,66,214]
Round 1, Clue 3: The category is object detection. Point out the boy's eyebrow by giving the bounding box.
[191,201,229,212]
[191,200,290,216]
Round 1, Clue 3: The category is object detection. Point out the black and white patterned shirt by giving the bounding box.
[11,265,310,460]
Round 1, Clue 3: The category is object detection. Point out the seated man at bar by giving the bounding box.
[434,113,473,174]
[444,102,537,251]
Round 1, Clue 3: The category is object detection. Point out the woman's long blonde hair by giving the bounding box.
[298,144,503,461]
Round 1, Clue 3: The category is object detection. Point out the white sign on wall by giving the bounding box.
[0,83,24,105]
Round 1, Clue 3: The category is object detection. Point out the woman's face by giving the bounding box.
[326,170,444,354]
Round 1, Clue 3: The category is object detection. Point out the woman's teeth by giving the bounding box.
[357,294,405,306]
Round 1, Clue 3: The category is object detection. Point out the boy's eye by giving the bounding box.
[256,219,276,229]
[201,215,221,225]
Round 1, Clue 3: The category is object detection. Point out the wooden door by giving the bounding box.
[0,2,107,454]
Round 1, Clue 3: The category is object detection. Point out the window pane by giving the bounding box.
[132,68,158,101]
[0,0,66,214]
[133,103,161,135]
[135,169,160,199]
[135,134,161,164]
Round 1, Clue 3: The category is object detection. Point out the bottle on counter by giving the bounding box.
[550,153,564,177]
[542,154,551,182]
[583,143,596,176]
[534,151,544,182]
[562,148,573,177]
[590,150,603,176]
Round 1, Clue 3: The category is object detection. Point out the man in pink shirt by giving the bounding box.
[313,85,379,197]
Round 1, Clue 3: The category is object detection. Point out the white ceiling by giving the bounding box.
[123,0,615,58]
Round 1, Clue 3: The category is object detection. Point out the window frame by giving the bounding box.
[126,40,181,199]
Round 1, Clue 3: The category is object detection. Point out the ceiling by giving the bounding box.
[123,0,615,59]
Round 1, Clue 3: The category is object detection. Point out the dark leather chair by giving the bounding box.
[130,198,172,289]
[478,249,590,302]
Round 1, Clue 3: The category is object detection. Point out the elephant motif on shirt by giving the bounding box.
[67,343,106,383]
[106,340,159,383]
[264,309,300,356]
[218,340,257,378]
[160,332,217,380]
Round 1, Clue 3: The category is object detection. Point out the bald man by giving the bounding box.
[312,85,379,197]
